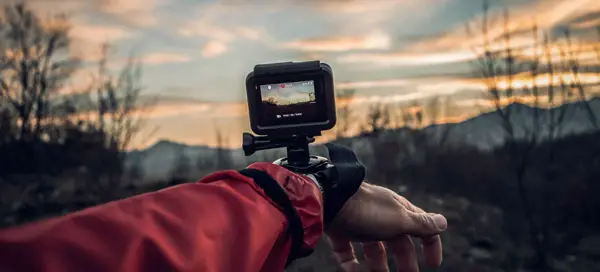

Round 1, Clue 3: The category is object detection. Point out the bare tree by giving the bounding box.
[422,97,456,147]
[0,2,151,178]
[93,43,149,152]
[0,106,17,144]
[469,3,545,269]
[335,88,355,138]
[0,3,79,142]
[214,125,233,170]
[362,102,391,136]
[563,30,599,130]
[466,2,595,269]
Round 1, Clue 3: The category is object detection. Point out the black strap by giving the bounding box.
[238,168,313,266]
[321,143,366,226]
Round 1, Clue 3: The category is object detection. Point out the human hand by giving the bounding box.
[325,183,447,272]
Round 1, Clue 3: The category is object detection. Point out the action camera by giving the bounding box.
[245,60,337,137]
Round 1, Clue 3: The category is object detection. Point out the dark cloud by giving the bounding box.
[565,11,600,28]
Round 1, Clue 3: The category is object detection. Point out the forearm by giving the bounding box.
[0,165,324,272]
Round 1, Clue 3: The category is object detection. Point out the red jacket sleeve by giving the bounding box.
[0,162,324,272]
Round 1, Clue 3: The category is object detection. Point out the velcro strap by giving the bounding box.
[238,168,313,266]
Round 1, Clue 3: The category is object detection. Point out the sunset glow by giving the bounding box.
[8,0,598,149]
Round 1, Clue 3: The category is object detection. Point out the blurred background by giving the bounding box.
[0,0,599,271]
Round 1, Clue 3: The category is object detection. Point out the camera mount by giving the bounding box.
[242,133,330,174]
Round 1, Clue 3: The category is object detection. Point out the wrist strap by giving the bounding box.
[238,168,313,267]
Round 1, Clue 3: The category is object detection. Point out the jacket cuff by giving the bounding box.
[246,162,324,255]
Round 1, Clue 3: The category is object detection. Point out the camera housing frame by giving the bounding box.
[245,60,336,137]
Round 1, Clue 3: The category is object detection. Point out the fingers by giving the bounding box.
[391,193,447,237]
[387,234,419,272]
[394,195,445,268]
[362,242,389,272]
[327,234,361,272]
[420,235,443,267]
[399,210,447,237]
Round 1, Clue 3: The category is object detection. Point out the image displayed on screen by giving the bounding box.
[259,80,319,126]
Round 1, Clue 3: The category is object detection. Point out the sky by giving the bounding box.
[9,0,600,149]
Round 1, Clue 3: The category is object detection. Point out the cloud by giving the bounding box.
[281,31,391,52]
[138,102,212,119]
[140,100,246,119]
[8,0,90,14]
[338,50,476,67]
[409,0,598,53]
[68,24,134,62]
[335,71,600,107]
[201,41,228,58]
[349,85,471,106]
[139,52,191,65]
[70,24,133,44]
[518,40,600,65]
[309,0,400,14]
[336,79,411,89]
[340,34,540,68]
[179,21,237,41]
[178,16,268,42]
[233,26,265,40]
[570,17,600,29]
[217,0,438,36]
[99,0,164,27]
[100,0,158,14]
[461,92,594,111]
[334,0,600,68]
[218,0,401,14]
[490,72,600,91]
[335,74,488,95]
[337,0,596,68]
[3,0,163,27]
[298,0,426,31]
[103,94,248,120]
[67,102,209,122]
[178,13,269,58]
[70,98,246,121]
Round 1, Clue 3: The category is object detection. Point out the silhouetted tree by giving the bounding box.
[465,2,598,269]
[214,126,233,170]
[335,88,355,138]
[423,97,455,146]
[468,4,548,268]
[0,2,78,142]
[362,102,391,136]
[0,2,150,184]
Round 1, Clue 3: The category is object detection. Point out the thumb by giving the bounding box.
[401,211,447,237]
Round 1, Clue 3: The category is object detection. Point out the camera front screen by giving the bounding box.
[257,80,325,127]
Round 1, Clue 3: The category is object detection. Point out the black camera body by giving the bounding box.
[245,60,336,137]
[242,60,337,169]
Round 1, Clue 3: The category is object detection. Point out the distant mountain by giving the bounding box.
[127,97,600,181]
[126,140,249,181]
[429,97,600,149]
